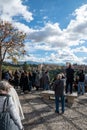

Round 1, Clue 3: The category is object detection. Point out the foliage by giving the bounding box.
[0,20,26,80]
[49,69,62,81]
[22,62,30,71]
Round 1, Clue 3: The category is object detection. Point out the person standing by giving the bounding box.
[20,71,29,94]
[35,70,40,90]
[65,63,74,94]
[14,70,20,89]
[78,70,85,95]
[43,71,50,90]
[53,74,65,114]
[28,71,33,91]
[8,82,25,120]
[0,80,24,130]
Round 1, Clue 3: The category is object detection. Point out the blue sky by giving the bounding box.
[0,0,87,65]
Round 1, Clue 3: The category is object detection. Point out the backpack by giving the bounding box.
[0,95,19,130]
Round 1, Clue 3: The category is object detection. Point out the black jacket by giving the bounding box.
[78,72,85,82]
[66,68,74,82]
[53,79,64,97]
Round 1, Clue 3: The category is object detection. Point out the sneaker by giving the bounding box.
[61,111,64,114]
[55,110,59,114]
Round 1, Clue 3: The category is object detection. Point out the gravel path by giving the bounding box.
[19,90,87,130]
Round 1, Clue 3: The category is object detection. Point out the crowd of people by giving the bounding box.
[53,63,87,114]
[0,68,51,129]
[1,64,87,95]
[0,63,87,123]
[2,69,50,94]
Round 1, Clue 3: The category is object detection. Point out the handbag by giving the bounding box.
[0,95,19,130]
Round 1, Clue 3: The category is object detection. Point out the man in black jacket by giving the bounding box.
[65,63,74,94]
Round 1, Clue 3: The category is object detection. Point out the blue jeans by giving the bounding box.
[44,84,49,90]
[55,96,65,113]
[78,82,85,94]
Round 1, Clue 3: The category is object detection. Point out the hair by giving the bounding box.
[0,80,11,92]
[61,73,65,78]
[81,70,83,73]
[68,63,71,68]
[57,74,62,80]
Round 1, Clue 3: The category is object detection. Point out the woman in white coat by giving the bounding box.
[0,80,24,130]
[8,82,25,120]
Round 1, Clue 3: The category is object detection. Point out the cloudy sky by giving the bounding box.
[0,0,87,65]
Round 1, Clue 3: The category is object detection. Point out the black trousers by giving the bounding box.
[66,80,73,94]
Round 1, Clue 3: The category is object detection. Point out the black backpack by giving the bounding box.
[0,95,19,130]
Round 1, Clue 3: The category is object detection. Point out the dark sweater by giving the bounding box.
[53,79,64,97]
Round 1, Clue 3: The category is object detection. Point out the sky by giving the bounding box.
[0,0,87,65]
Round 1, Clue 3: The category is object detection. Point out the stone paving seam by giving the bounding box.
[22,94,54,130]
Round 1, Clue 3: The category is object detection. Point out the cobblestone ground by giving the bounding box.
[18,90,87,130]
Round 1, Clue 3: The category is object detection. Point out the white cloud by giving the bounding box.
[19,54,46,63]
[1,1,87,64]
[49,48,81,64]
[25,3,87,64]
[13,22,33,33]
[43,16,48,20]
[28,23,68,47]
[65,4,87,46]
[0,0,33,22]
[27,4,87,48]
[72,46,87,53]
[82,57,87,63]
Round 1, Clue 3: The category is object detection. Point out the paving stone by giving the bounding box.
[72,117,87,130]
[48,121,78,130]
[19,90,87,130]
